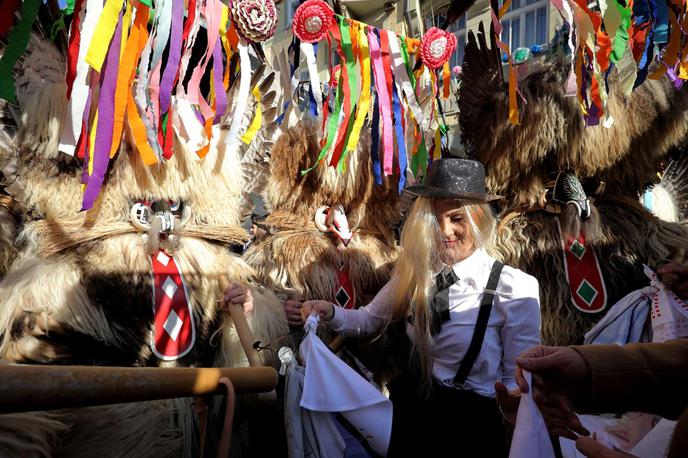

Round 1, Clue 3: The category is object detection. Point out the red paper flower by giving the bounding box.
[292,0,334,43]
[229,0,278,43]
[421,27,457,70]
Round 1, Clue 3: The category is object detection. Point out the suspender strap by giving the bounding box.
[452,260,504,387]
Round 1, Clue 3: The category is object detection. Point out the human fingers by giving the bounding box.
[494,381,510,399]
[539,404,589,437]
[224,284,246,301]
[575,436,634,458]
[300,301,318,320]
[228,294,247,305]
[218,298,230,311]
[550,427,579,441]
[657,261,688,275]
[286,309,304,326]
[515,366,529,393]
[516,345,556,361]
[516,347,565,373]
[284,299,303,310]
[302,300,329,316]
[286,315,304,327]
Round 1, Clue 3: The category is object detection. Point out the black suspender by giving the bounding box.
[452,260,504,387]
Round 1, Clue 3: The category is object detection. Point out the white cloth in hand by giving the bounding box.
[509,370,556,458]
[300,315,393,456]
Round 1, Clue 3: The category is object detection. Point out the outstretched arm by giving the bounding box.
[570,339,688,420]
[302,281,394,337]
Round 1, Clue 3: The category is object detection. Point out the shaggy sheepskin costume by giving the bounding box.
[459,26,688,346]
[243,121,404,309]
[0,33,288,457]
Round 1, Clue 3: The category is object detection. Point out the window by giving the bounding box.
[500,0,548,50]
[424,7,466,31]
[450,28,466,69]
[285,0,300,29]
[424,6,467,67]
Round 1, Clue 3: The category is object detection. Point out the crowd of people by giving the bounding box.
[220,158,688,457]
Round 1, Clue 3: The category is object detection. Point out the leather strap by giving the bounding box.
[453,261,504,387]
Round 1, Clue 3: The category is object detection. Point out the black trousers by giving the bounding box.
[386,374,508,457]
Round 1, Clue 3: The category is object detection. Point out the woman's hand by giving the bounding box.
[301,300,335,322]
[220,283,254,316]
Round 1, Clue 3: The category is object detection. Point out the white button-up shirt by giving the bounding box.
[328,248,541,397]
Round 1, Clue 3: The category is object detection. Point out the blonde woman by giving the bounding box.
[302,158,541,456]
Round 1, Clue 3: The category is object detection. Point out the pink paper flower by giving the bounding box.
[228,0,278,43]
[421,27,457,70]
[292,0,334,43]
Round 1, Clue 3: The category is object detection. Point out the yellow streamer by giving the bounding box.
[499,0,512,18]
[433,122,441,160]
[85,0,124,72]
[344,26,371,162]
[220,5,232,90]
[88,111,99,176]
[120,1,132,57]
[241,86,262,144]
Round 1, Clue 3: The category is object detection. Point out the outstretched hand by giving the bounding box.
[516,345,591,440]
[301,300,335,322]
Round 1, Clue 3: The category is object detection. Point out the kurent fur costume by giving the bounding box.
[244,121,403,312]
[0,32,288,458]
[459,26,688,346]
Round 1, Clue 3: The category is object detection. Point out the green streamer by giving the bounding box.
[0,0,41,102]
[610,0,632,64]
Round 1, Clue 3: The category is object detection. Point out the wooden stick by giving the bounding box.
[216,377,236,458]
[219,277,263,368]
[328,335,346,353]
[0,365,277,414]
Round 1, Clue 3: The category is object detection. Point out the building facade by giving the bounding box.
[266,0,563,154]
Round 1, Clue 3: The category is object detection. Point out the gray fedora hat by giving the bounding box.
[406,158,502,202]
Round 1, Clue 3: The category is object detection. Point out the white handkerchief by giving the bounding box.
[509,371,556,458]
[299,315,393,456]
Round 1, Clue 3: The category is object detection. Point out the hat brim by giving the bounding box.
[405,185,503,202]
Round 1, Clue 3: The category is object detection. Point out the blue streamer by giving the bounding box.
[308,43,319,117]
[632,0,652,25]
[391,78,406,192]
[653,0,668,45]
[634,29,654,89]
[371,89,382,185]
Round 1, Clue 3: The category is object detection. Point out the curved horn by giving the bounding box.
[314,206,330,232]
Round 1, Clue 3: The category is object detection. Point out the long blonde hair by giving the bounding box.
[387,197,496,387]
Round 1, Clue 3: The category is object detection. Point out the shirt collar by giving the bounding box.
[450,248,491,288]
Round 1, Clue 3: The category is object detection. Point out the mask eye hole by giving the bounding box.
[169,198,185,215]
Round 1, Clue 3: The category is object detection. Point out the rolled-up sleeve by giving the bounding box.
[499,271,541,390]
[328,281,393,337]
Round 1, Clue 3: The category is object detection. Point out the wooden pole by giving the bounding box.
[219,277,263,368]
[0,365,277,414]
